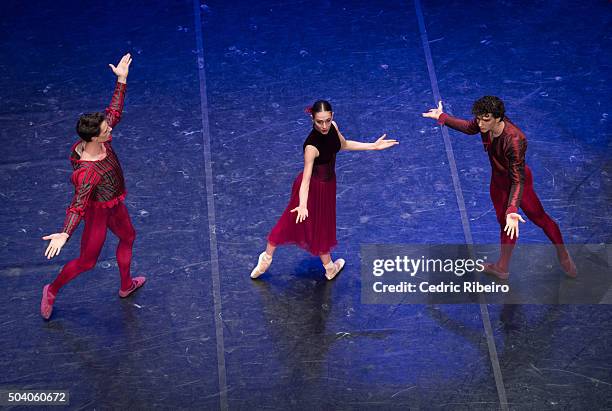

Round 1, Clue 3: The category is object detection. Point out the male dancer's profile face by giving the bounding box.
[476,113,501,133]
[92,120,112,143]
[313,111,333,135]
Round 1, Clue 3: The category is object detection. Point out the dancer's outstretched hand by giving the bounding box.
[109,53,132,80]
[290,206,309,224]
[504,213,526,240]
[372,134,399,150]
[42,233,69,259]
[422,101,444,120]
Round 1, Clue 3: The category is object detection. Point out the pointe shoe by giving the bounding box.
[250,252,273,279]
[482,263,509,280]
[40,284,56,320]
[324,258,345,281]
[119,276,146,298]
[559,253,577,278]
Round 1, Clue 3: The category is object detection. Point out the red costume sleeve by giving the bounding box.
[104,81,127,129]
[62,167,101,236]
[503,135,527,215]
[437,113,480,135]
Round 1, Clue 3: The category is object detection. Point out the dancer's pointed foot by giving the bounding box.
[559,253,577,278]
[250,252,273,279]
[324,258,345,281]
[482,263,509,280]
[40,284,56,320]
[119,276,146,298]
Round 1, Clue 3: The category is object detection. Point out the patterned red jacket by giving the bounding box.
[62,82,127,236]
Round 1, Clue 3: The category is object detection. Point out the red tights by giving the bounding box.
[491,167,567,272]
[49,202,135,295]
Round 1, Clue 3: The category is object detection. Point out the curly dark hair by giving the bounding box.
[76,112,105,142]
[471,96,505,120]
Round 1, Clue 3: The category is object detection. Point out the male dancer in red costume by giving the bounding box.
[40,53,145,319]
[423,96,576,279]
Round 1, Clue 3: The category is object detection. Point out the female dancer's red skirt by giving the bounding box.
[268,166,337,256]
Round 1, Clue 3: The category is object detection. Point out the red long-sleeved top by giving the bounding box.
[438,113,527,215]
[62,82,127,236]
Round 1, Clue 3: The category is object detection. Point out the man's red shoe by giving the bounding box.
[119,276,146,298]
[559,254,577,278]
[40,284,56,320]
[482,263,509,280]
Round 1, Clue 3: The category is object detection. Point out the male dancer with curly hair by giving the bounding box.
[423,96,576,279]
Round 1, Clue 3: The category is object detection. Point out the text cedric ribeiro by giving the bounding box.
[371,256,510,294]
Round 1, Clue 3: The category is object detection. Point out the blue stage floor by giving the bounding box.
[0,0,610,409]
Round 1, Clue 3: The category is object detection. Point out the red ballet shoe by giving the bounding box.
[40,284,56,320]
[119,276,146,298]
[482,263,509,280]
[559,254,577,278]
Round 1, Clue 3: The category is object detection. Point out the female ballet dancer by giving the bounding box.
[250,100,398,280]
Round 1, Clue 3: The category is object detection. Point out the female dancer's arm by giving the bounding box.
[333,122,398,151]
[291,146,317,223]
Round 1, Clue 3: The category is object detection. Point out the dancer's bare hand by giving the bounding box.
[372,134,399,150]
[504,213,526,240]
[43,233,69,259]
[290,206,309,223]
[109,53,132,81]
[422,101,444,120]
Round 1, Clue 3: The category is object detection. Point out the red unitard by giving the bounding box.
[49,81,135,295]
[438,113,568,272]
